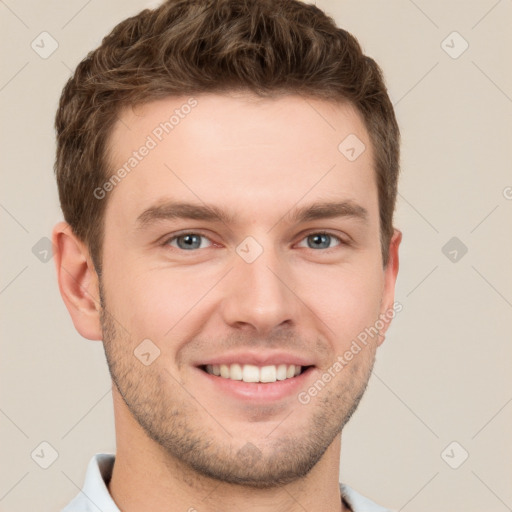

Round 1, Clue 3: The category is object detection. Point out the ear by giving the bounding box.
[376,228,402,347]
[52,221,103,341]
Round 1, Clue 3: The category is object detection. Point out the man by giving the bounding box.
[53,0,401,510]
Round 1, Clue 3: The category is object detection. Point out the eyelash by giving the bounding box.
[161,230,348,252]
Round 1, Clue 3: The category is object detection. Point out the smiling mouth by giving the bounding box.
[199,363,313,383]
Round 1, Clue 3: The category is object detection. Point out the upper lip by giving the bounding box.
[195,351,316,368]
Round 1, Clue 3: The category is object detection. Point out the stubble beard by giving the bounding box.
[98,284,374,488]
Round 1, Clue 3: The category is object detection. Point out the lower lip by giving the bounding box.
[196,366,315,402]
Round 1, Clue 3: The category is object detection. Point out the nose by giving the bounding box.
[219,243,300,335]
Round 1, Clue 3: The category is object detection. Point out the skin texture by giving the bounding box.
[53,93,401,512]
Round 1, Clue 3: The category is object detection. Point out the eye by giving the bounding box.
[165,233,213,251]
[162,231,346,253]
[296,232,344,250]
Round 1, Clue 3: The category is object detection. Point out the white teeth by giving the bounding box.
[220,364,230,378]
[242,364,260,383]
[276,364,288,381]
[204,363,304,382]
[260,365,277,383]
[230,363,243,380]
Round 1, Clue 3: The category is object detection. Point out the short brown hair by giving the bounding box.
[55,0,400,272]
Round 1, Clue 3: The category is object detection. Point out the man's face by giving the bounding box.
[98,93,399,486]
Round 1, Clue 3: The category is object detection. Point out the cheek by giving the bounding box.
[300,262,384,347]
[106,264,219,343]
[113,275,177,340]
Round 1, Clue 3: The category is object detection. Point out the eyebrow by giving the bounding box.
[135,199,368,230]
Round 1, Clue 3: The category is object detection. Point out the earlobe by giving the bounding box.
[52,221,103,341]
[376,228,402,346]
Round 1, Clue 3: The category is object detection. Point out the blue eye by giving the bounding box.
[163,231,344,252]
[298,232,343,250]
[167,233,212,250]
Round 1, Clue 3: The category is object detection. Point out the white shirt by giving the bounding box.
[61,453,393,512]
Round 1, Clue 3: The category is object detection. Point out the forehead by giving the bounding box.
[104,93,377,230]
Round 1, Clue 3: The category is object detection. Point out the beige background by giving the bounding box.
[1,1,511,511]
